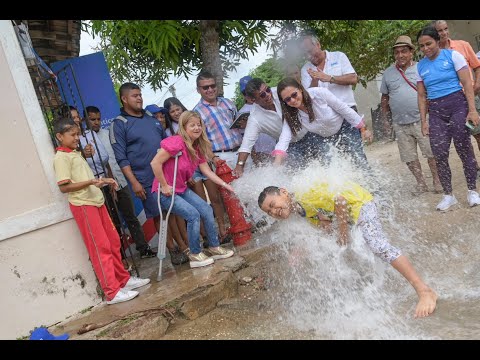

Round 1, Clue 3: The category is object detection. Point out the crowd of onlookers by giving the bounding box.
[51,22,480,306]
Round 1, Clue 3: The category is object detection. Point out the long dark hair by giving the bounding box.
[163,97,188,135]
[277,77,315,136]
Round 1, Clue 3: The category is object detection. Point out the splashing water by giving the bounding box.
[231,146,480,339]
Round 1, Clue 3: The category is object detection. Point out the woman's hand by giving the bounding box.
[273,155,284,166]
[361,128,373,144]
[467,111,480,126]
[161,184,174,197]
[221,182,234,193]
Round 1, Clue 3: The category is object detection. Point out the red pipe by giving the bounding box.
[215,160,252,246]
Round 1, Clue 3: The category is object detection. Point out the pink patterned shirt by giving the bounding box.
[152,135,206,194]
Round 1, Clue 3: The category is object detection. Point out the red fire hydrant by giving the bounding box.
[215,160,252,246]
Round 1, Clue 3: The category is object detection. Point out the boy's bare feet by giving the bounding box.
[414,288,437,318]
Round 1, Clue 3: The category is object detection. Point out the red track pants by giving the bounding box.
[70,203,130,300]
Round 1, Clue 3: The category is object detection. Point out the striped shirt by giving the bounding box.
[193,97,243,152]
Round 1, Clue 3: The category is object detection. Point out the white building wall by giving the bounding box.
[0,20,101,340]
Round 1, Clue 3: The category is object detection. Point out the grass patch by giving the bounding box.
[80,306,93,314]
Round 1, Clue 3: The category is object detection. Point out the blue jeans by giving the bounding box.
[141,186,160,218]
[286,131,324,169]
[319,120,369,170]
[159,188,219,254]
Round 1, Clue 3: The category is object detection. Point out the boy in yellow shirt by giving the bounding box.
[258,181,437,318]
[53,117,150,305]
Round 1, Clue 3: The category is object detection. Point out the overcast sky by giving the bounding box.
[80,28,272,110]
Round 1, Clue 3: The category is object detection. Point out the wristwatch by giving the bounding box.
[237,161,245,167]
[329,75,335,84]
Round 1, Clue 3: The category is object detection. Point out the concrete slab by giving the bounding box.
[50,230,274,340]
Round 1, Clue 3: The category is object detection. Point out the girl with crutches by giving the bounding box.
[151,111,235,268]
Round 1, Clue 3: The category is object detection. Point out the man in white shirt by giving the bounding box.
[300,32,358,111]
[237,76,276,166]
[234,78,323,177]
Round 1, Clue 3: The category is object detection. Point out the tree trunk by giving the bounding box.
[199,20,224,96]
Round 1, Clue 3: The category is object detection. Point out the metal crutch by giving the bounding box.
[157,151,182,281]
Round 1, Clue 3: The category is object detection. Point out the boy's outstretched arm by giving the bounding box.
[334,196,349,246]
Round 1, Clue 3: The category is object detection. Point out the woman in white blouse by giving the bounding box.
[273,77,373,169]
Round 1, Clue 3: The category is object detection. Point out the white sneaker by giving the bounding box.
[123,276,151,291]
[436,194,458,211]
[107,289,139,305]
[467,190,480,207]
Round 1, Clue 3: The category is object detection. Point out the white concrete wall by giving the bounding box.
[448,20,480,51]
[0,221,102,339]
[354,77,382,129]
[0,20,101,340]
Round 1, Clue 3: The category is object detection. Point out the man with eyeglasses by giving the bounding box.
[234,77,323,177]
[193,70,243,170]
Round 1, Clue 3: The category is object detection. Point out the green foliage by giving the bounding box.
[273,20,430,87]
[113,82,122,107]
[88,20,268,92]
[232,57,286,109]
[87,20,429,96]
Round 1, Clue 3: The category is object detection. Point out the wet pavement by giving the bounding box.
[50,231,274,340]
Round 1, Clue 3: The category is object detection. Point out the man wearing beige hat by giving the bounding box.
[380,35,442,195]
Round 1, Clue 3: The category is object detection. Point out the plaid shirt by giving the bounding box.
[193,97,243,152]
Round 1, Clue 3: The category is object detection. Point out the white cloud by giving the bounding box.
[80,27,272,110]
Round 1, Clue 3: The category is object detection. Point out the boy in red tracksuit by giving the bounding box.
[53,117,150,305]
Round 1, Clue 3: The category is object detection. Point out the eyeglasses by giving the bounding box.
[200,84,217,91]
[258,87,272,99]
[283,91,299,104]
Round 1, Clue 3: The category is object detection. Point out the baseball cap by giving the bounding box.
[145,104,168,115]
[239,76,253,94]
[30,327,69,340]
[392,35,415,50]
